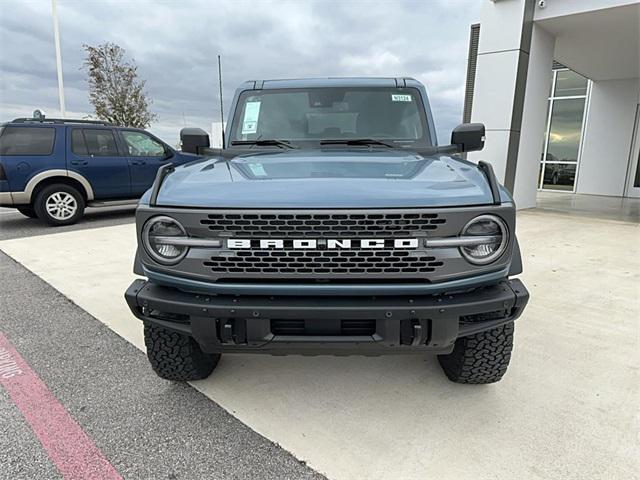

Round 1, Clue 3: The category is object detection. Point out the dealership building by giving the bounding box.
[464,0,640,209]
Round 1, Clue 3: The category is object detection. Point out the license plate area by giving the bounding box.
[270,318,376,336]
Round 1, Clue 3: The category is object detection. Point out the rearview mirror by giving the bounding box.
[451,123,485,153]
[180,127,210,154]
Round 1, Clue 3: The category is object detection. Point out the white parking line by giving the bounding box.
[0,212,638,480]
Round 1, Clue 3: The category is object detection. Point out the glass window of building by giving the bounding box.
[539,68,590,192]
[553,70,588,97]
[546,98,586,163]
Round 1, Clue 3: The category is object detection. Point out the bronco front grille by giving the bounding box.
[200,212,446,237]
[203,250,444,276]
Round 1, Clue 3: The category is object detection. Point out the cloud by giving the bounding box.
[340,51,403,74]
[0,0,481,144]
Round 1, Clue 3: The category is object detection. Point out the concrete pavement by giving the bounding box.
[1,209,638,480]
[0,205,135,241]
[0,251,325,480]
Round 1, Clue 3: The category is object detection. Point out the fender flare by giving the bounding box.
[18,169,95,203]
[509,237,523,276]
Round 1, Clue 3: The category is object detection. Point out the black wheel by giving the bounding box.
[17,206,38,218]
[143,322,220,381]
[34,184,85,226]
[438,323,514,384]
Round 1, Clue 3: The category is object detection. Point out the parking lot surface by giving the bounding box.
[1,208,638,479]
[0,251,325,480]
[0,206,136,241]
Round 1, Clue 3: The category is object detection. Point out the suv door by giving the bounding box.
[67,127,131,199]
[118,130,171,196]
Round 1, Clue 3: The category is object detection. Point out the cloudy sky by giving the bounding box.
[0,0,481,145]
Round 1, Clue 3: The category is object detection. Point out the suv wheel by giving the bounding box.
[17,206,38,218]
[34,184,85,226]
[143,322,221,381]
[438,323,514,384]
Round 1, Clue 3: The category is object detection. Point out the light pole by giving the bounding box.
[51,0,66,117]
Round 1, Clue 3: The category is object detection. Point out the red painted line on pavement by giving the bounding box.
[0,333,122,480]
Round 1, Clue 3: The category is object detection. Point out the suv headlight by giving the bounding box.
[460,214,508,265]
[142,216,188,264]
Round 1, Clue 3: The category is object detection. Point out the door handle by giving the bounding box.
[70,160,88,166]
[130,160,147,165]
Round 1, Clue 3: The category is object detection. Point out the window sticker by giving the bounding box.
[241,101,261,134]
[248,163,267,176]
[391,94,412,102]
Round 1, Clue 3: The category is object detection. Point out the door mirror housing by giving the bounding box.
[180,128,210,154]
[450,123,485,153]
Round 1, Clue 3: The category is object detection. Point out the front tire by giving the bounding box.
[438,323,514,384]
[34,184,85,226]
[143,322,220,381]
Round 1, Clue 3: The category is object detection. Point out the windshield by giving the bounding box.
[229,87,431,148]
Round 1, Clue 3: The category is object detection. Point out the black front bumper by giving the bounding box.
[125,279,528,355]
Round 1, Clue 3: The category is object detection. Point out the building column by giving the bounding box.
[512,24,555,208]
[467,0,554,209]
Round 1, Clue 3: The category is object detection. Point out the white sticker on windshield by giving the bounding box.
[242,101,261,134]
[391,94,412,102]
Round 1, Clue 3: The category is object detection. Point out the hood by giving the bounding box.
[153,149,500,208]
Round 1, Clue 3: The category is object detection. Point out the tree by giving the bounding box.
[83,43,157,128]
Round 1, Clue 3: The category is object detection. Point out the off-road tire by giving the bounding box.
[34,184,85,226]
[438,323,514,384]
[17,206,38,218]
[143,322,220,381]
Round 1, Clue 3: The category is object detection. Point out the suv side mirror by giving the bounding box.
[180,127,210,154]
[451,123,485,153]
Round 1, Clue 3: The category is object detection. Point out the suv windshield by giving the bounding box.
[229,87,431,148]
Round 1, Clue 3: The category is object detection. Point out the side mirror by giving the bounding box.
[180,127,210,154]
[451,123,485,153]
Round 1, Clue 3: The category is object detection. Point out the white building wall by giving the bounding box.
[576,78,640,196]
[468,49,522,181]
[469,0,640,202]
[467,0,558,209]
[512,24,555,209]
[467,0,530,189]
[533,0,639,21]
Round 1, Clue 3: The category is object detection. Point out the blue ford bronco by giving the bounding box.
[0,117,195,225]
[125,77,529,384]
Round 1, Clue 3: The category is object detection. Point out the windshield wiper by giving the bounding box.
[320,138,396,148]
[231,139,297,149]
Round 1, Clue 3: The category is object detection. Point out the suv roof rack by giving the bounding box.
[10,118,115,126]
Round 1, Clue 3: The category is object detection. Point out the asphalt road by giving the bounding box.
[0,251,325,480]
[0,206,136,240]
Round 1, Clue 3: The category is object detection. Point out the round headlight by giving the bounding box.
[460,214,508,265]
[142,216,188,264]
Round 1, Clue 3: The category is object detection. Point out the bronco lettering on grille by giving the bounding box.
[227,238,419,250]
